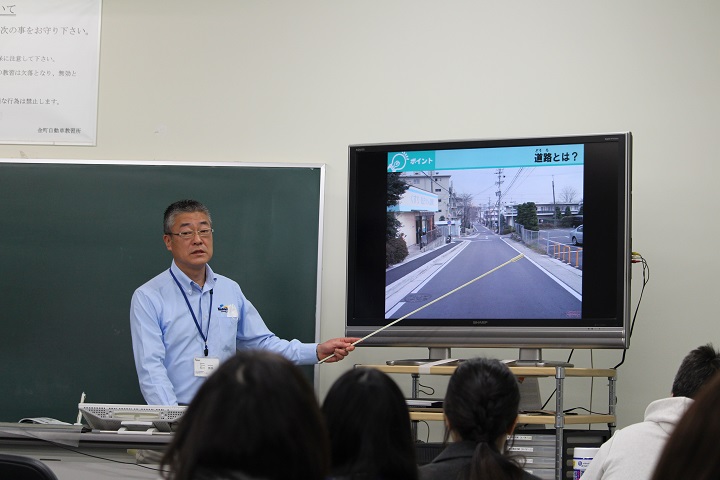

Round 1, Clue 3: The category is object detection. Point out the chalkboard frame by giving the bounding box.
[0,159,324,422]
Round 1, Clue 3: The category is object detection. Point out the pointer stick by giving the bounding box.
[318,253,525,364]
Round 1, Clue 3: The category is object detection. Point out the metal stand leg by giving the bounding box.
[411,373,419,441]
[555,366,565,480]
[608,373,617,434]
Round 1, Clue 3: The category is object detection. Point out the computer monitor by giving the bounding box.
[78,403,186,432]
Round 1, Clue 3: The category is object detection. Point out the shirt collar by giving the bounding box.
[169,261,217,293]
[432,441,478,463]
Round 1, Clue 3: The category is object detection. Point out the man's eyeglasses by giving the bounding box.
[168,228,214,239]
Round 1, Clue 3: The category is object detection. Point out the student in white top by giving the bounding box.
[581,343,720,480]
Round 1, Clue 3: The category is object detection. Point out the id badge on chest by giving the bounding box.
[194,356,220,377]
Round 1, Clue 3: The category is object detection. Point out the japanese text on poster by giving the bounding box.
[0,0,101,145]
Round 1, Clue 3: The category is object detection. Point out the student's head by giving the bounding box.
[443,357,524,480]
[161,350,330,480]
[651,371,720,480]
[163,199,214,275]
[321,367,418,480]
[444,357,520,445]
[671,343,720,398]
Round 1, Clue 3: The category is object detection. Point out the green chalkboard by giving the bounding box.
[0,160,322,422]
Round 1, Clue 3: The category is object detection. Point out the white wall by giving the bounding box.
[3,0,719,434]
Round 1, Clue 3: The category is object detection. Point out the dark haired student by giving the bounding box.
[650,370,720,480]
[419,357,541,480]
[581,343,720,480]
[161,350,330,480]
[322,368,419,480]
[130,199,359,405]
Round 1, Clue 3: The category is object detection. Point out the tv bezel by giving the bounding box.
[346,132,632,362]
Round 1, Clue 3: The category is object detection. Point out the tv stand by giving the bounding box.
[386,347,463,366]
[504,348,574,368]
[358,362,617,480]
[387,358,463,366]
[385,347,573,367]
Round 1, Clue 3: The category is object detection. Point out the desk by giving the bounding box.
[0,423,170,480]
[35,462,162,480]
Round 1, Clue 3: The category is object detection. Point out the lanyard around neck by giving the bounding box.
[169,268,213,356]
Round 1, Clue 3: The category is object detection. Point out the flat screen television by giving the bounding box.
[346,132,632,365]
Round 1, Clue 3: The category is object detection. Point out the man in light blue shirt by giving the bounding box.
[130,199,358,405]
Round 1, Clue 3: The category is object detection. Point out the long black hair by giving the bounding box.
[443,357,525,480]
[322,367,418,480]
[161,350,330,480]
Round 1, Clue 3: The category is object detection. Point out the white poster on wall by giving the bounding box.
[0,0,101,145]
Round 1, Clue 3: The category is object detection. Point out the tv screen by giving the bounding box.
[346,133,632,364]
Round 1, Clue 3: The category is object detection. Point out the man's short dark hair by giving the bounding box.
[671,343,720,398]
[163,199,212,234]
